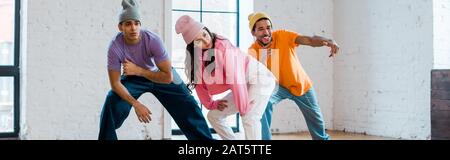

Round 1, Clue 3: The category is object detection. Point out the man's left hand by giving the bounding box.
[323,40,340,58]
[123,59,144,76]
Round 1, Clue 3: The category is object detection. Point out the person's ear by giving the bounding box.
[118,24,123,32]
[251,30,256,37]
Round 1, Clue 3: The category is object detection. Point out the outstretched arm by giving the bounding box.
[108,70,152,123]
[295,35,340,58]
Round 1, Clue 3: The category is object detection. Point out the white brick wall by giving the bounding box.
[434,0,450,69]
[21,0,167,140]
[18,0,440,140]
[254,0,335,133]
[334,0,433,139]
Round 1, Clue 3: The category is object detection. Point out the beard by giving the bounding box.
[258,34,272,46]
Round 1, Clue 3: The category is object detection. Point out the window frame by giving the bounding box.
[0,0,21,138]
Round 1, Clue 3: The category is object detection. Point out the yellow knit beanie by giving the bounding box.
[248,12,272,31]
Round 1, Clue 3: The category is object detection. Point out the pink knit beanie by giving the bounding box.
[175,15,205,44]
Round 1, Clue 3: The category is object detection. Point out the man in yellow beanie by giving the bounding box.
[248,12,339,140]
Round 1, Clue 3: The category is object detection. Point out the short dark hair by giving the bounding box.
[252,18,271,31]
[119,20,141,25]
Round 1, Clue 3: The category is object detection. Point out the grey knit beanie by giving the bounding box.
[119,0,141,23]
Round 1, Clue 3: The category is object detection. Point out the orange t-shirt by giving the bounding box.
[249,30,312,96]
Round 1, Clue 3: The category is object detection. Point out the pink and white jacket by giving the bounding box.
[194,36,253,116]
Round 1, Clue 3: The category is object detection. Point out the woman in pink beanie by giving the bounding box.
[175,15,276,140]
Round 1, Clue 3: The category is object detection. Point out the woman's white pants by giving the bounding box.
[207,60,276,140]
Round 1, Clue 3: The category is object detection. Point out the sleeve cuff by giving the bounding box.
[206,100,219,110]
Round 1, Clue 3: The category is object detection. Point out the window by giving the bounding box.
[0,0,20,138]
[171,0,242,135]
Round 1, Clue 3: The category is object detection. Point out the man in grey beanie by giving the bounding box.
[98,0,213,140]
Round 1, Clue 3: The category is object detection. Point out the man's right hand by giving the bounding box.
[132,101,152,123]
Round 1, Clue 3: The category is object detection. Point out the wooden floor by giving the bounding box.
[0,131,396,140]
[272,131,396,140]
[172,130,396,140]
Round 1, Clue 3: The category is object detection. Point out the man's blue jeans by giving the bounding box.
[261,85,330,140]
[98,69,213,140]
